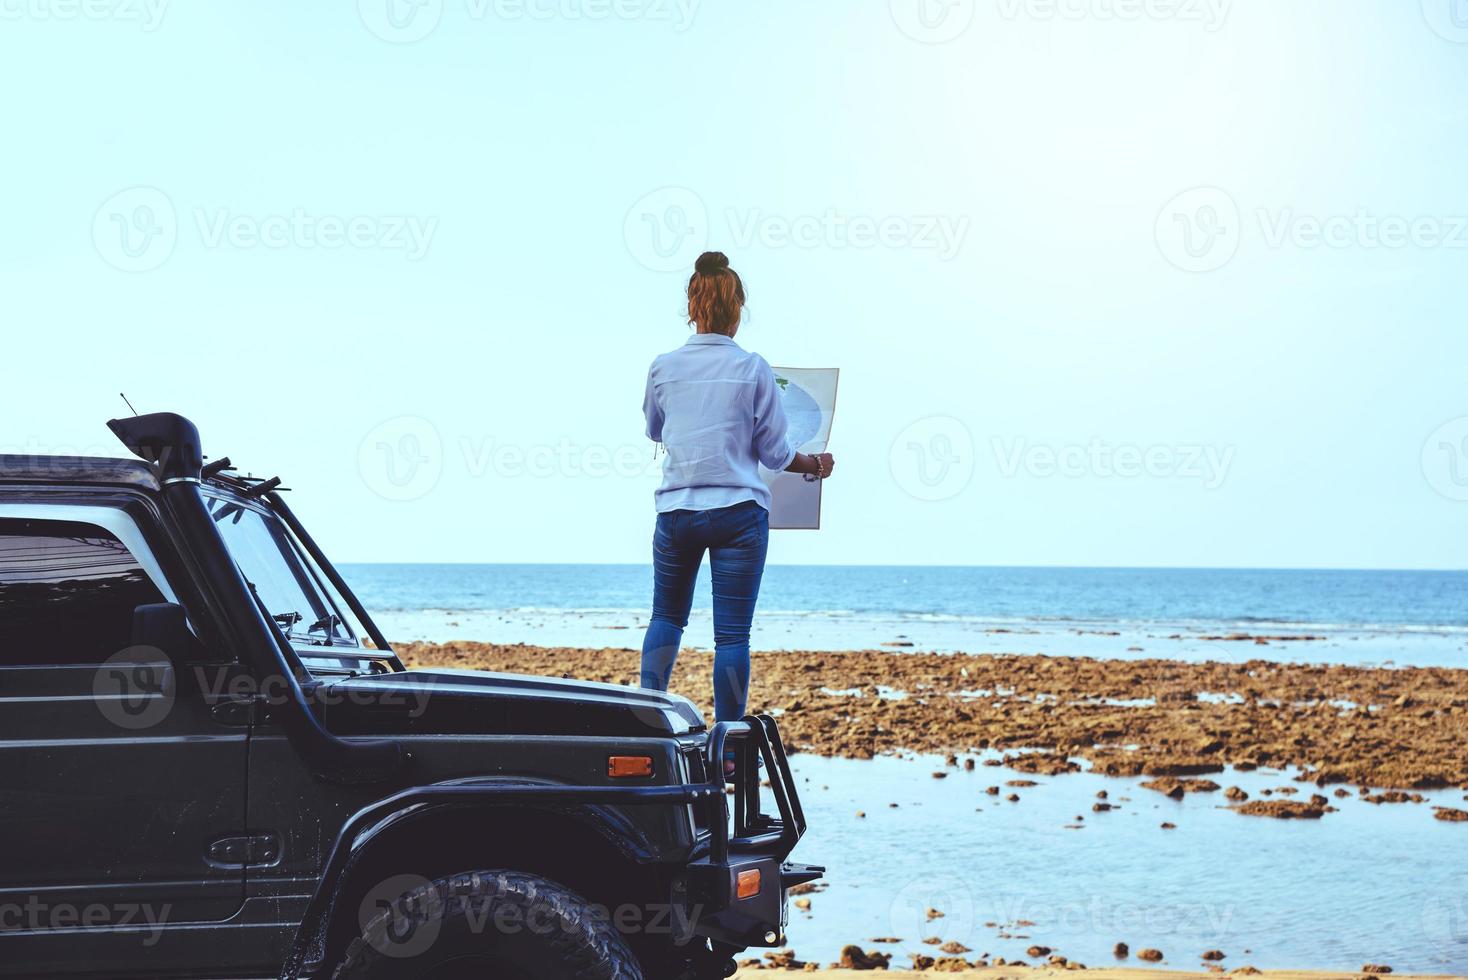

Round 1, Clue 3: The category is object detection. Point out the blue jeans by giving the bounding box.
[639,500,770,722]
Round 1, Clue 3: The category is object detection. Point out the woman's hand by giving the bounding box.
[787,452,836,479]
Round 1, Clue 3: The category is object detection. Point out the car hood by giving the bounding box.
[314,667,706,738]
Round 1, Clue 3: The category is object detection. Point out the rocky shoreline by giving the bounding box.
[397,641,1468,797]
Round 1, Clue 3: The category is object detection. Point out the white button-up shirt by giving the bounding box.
[643,333,797,513]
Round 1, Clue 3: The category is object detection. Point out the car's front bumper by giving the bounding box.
[683,716,824,950]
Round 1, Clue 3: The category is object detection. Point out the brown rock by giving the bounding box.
[1231,800,1328,819]
[1114,942,1129,958]
[1433,807,1468,822]
[1141,776,1222,799]
[1225,786,1249,801]
[1026,946,1052,957]
[1362,965,1392,975]
[837,945,891,969]
[1138,948,1164,962]
[1203,949,1226,960]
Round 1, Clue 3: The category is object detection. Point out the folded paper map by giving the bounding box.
[760,367,839,530]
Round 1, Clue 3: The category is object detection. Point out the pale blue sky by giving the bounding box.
[2,1,1466,568]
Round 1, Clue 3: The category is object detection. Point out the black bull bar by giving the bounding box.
[279,714,822,978]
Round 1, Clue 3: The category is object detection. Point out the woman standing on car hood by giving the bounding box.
[639,251,835,731]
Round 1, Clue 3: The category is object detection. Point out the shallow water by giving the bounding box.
[343,564,1468,668]
[773,753,1468,973]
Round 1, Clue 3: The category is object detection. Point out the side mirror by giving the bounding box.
[132,602,209,665]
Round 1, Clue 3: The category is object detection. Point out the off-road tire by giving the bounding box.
[333,869,644,980]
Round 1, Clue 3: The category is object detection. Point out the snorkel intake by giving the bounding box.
[108,412,404,784]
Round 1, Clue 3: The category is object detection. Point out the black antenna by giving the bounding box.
[119,393,139,416]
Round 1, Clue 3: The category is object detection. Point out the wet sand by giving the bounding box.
[397,642,1468,793]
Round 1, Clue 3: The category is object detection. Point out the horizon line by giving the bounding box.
[334,560,1468,574]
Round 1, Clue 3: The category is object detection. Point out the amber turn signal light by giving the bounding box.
[607,756,654,778]
[736,868,762,900]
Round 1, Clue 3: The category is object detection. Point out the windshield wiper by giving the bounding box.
[272,611,304,631]
[308,613,341,647]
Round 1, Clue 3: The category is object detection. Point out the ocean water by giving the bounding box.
[339,564,1468,668]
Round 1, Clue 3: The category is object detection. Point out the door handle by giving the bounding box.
[206,832,281,869]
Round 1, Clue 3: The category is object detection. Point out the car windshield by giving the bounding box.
[205,493,352,645]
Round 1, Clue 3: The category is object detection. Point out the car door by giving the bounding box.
[0,504,249,974]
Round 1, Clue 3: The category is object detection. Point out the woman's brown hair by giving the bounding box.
[686,251,745,335]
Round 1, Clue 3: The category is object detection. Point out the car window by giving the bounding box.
[0,518,167,665]
[205,495,352,644]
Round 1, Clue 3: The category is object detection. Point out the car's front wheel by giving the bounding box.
[332,869,644,980]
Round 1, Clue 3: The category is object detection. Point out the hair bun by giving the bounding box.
[694,251,730,275]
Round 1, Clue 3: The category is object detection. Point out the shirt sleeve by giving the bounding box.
[643,365,664,442]
[753,358,798,472]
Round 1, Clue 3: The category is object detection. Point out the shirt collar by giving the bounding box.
[685,332,739,347]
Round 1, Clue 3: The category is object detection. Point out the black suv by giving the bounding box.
[0,412,820,979]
